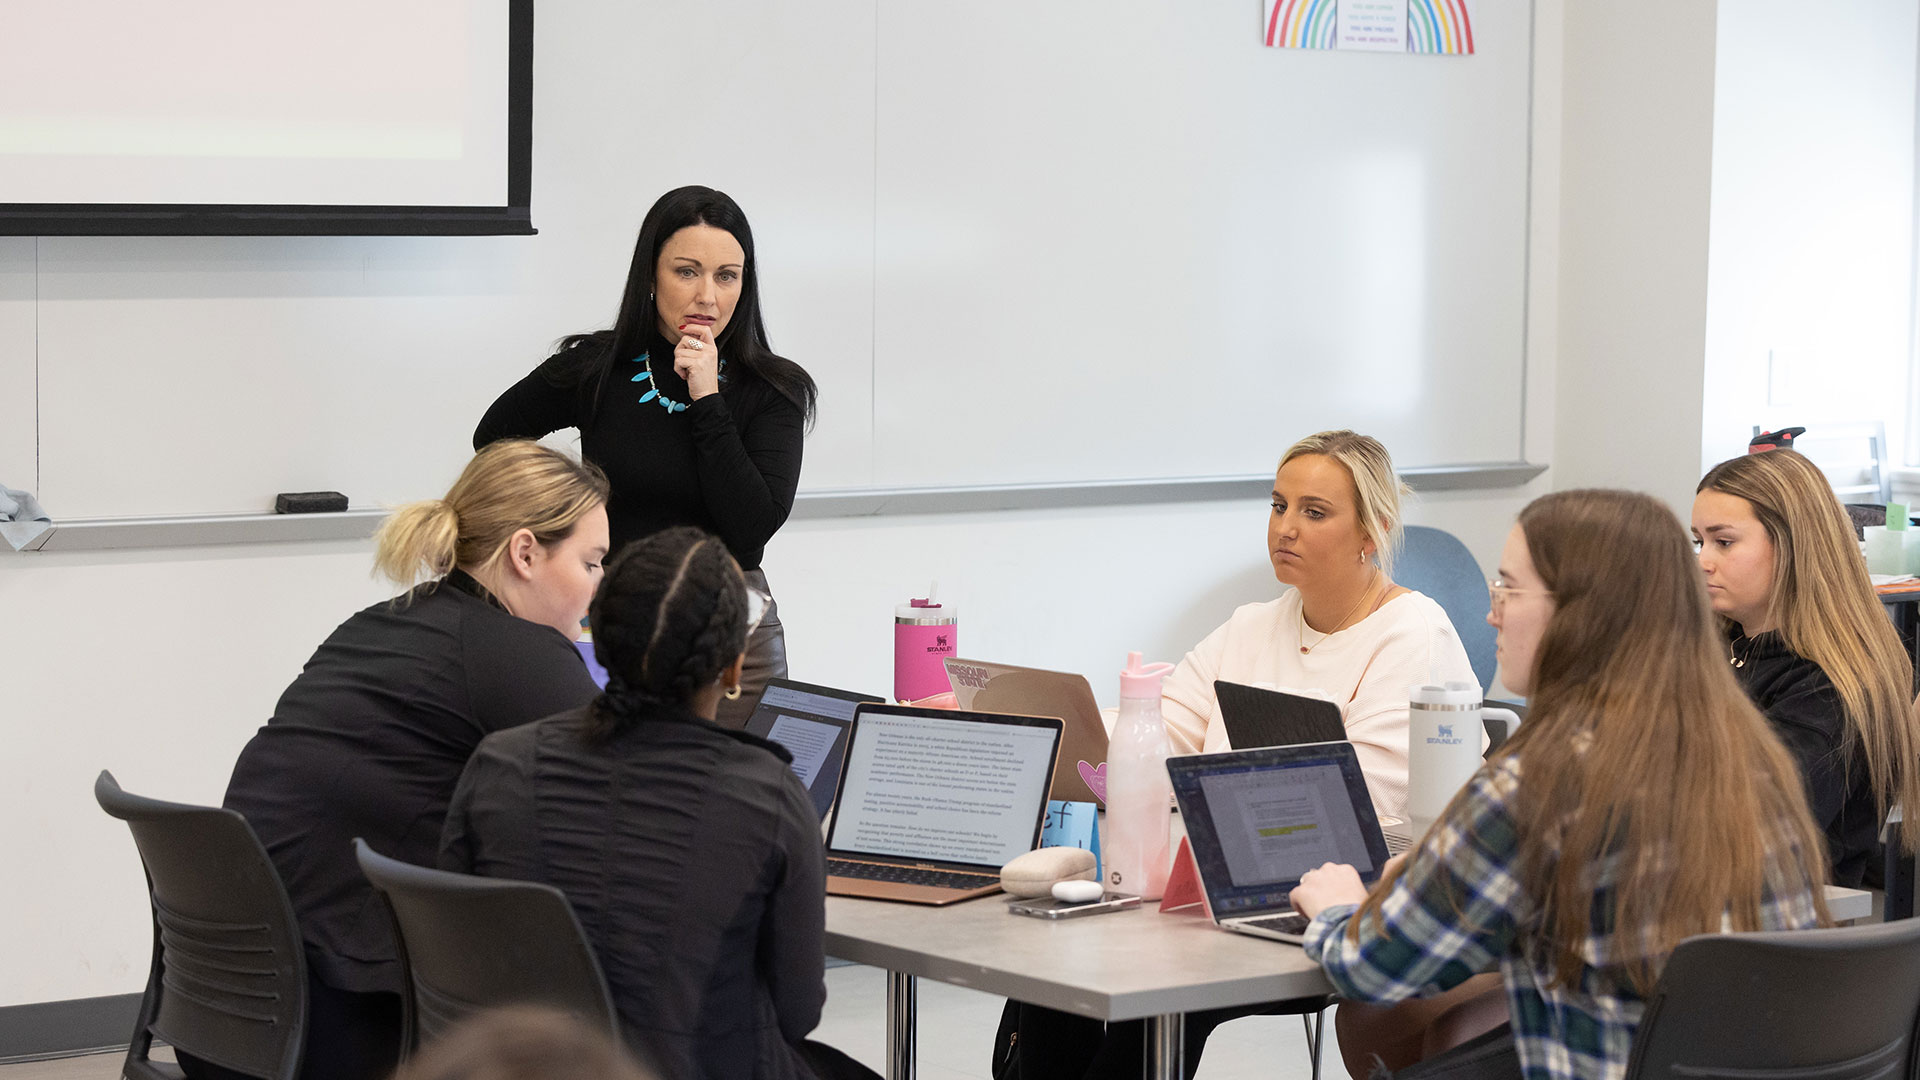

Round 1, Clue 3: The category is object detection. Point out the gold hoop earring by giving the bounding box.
[724,684,743,701]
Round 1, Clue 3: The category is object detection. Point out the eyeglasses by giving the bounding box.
[1487,578,1552,615]
[745,587,774,634]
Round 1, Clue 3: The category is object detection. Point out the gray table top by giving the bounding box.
[824,884,1874,1023]
[825,894,1333,1022]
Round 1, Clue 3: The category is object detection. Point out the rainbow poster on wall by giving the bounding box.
[1266,0,1474,55]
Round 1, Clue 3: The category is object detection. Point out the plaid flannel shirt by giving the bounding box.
[1302,756,1825,1080]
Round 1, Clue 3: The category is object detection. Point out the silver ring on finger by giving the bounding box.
[688,339,703,350]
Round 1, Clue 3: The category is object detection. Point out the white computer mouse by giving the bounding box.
[1051,879,1105,904]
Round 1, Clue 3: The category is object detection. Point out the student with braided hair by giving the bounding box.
[441,527,878,1080]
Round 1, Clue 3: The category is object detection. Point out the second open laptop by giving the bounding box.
[824,702,1063,905]
[741,679,885,820]
[944,658,1109,805]
[1168,742,1394,944]
[1212,680,1347,749]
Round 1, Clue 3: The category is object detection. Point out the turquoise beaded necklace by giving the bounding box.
[629,351,726,415]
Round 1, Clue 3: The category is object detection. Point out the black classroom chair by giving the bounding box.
[1623,917,1920,1080]
[94,770,308,1080]
[352,839,618,1057]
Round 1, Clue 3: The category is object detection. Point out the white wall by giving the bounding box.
[1552,0,1720,515]
[0,0,1586,1009]
[1701,0,1919,475]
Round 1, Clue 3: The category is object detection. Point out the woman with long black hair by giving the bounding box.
[476,185,814,726]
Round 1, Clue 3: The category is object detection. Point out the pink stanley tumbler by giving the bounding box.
[894,586,957,702]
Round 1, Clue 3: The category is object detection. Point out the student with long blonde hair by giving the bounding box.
[1293,490,1829,1080]
[1694,449,1920,886]
[214,441,611,1080]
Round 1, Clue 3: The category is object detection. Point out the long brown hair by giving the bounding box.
[1352,489,1829,992]
[1699,450,1919,849]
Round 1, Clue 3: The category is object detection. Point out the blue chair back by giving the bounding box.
[1395,525,1496,692]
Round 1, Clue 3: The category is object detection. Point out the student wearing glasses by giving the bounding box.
[442,527,876,1080]
[1693,449,1920,886]
[1294,489,1829,1080]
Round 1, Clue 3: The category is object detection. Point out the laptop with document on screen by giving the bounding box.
[742,679,884,820]
[1168,742,1395,943]
[823,703,1063,905]
[944,657,1109,805]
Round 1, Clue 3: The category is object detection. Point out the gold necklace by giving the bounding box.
[1300,572,1381,655]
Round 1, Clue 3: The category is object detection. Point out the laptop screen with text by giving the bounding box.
[745,681,881,818]
[1170,744,1391,916]
[827,708,1060,870]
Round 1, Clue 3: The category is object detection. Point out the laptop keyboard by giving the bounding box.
[827,859,999,890]
[1239,912,1312,936]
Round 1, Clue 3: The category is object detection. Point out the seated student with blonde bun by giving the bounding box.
[1159,429,1478,819]
[1694,449,1920,886]
[1296,489,1829,1080]
[216,441,610,1080]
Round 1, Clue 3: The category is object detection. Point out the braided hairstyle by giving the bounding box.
[584,526,750,741]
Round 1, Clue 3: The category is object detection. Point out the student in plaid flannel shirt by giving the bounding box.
[1290,491,1831,1080]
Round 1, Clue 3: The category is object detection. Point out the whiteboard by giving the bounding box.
[5,0,1532,521]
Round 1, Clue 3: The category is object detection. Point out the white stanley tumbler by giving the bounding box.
[1406,681,1484,840]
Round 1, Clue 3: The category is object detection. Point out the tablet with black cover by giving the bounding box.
[1213,680,1347,749]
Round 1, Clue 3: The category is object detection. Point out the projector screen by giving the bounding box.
[0,0,531,235]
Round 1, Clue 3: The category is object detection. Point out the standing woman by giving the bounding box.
[1694,449,1920,886]
[476,186,815,726]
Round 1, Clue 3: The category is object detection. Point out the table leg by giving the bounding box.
[1146,1012,1185,1080]
[886,970,917,1080]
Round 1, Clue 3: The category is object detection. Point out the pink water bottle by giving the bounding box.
[1104,650,1175,900]
[893,585,957,702]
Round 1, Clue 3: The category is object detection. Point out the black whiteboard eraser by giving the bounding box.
[275,491,349,514]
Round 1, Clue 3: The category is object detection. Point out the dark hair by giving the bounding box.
[555,186,817,424]
[584,526,749,740]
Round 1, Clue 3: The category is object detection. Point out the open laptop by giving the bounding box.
[824,703,1063,905]
[945,658,1109,805]
[1168,742,1396,943]
[1213,681,1347,749]
[742,679,884,820]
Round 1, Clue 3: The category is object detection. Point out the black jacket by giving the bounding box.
[223,571,600,993]
[1730,630,1881,887]
[441,705,826,1080]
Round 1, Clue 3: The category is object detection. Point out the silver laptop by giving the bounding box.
[823,703,1063,905]
[1167,742,1396,943]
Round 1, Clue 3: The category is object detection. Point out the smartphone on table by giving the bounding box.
[1005,893,1141,919]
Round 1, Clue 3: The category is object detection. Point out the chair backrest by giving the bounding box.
[94,770,307,1080]
[1625,918,1920,1080]
[1395,525,1496,692]
[353,839,618,1053]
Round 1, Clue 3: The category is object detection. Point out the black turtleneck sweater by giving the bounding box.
[474,331,805,569]
[1729,629,1880,887]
